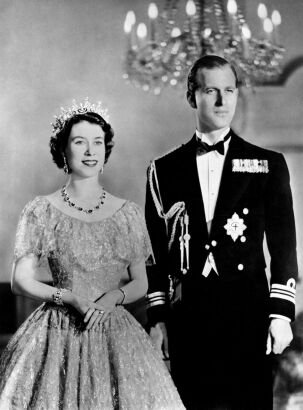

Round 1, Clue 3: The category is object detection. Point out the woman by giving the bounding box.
[0,99,185,409]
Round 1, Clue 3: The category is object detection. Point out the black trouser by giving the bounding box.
[168,271,274,410]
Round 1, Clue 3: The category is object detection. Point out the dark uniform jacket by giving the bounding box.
[145,130,299,409]
[145,130,298,325]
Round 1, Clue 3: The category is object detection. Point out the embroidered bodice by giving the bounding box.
[14,197,152,301]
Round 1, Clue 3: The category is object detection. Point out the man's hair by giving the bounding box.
[187,55,239,106]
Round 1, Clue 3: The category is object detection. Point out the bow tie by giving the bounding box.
[196,134,231,156]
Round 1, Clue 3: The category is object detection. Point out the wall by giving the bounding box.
[0,0,302,309]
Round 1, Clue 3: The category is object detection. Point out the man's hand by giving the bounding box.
[150,322,169,359]
[266,318,293,355]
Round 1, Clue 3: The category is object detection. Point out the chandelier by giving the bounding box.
[123,0,285,94]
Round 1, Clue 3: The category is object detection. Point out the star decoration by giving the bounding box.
[224,213,247,242]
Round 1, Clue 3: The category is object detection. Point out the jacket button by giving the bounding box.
[240,236,246,242]
[238,264,244,271]
[243,208,249,215]
[211,240,217,247]
[205,244,210,250]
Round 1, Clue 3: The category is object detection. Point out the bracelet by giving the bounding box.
[52,288,66,306]
[117,288,126,305]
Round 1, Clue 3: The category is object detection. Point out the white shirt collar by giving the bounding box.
[196,128,230,145]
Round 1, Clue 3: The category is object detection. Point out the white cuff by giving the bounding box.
[269,314,291,322]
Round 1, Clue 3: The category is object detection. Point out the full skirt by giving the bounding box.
[0,304,184,410]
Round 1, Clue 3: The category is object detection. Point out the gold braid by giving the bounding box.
[148,161,186,251]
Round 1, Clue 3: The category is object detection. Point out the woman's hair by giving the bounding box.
[49,112,114,172]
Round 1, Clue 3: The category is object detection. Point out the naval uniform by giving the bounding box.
[145,130,298,410]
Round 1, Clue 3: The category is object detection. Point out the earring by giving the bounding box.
[63,155,69,174]
[99,165,104,174]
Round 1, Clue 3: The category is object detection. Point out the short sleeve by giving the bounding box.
[124,202,154,265]
[14,197,47,262]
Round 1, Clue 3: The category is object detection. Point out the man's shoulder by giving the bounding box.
[153,142,187,162]
[151,137,193,168]
[235,135,283,160]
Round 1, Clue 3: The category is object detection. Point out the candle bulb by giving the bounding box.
[185,0,196,35]
[227,0,237,15]
[148,3,158,42]
[227,0,238,36]
[257,3,267,19]
[137,23,148,47]
[272,10,281,45]
[263,17,273,42]
[257,3,267,38]
[241,24,251,59]
[185,0,196,16]
[124,11,136,48]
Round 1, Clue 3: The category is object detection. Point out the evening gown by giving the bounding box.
[0,197,184,410]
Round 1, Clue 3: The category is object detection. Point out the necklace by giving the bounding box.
[61,185,106,214]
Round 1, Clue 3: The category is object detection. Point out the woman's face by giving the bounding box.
[65,120,105,177]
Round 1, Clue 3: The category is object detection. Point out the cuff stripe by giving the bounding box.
[270,282,296,305]
[146,292,166,308]
[147,291,165,299]
[147,296,165,303]
[271,289,295,298]
[147,300,166,308]
[270,293,295,304]
[271,286,295,296]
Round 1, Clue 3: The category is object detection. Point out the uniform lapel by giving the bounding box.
[211,132,253,235]
[178,135,208,239]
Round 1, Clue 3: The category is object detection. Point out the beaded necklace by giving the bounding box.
[61,185,106,214]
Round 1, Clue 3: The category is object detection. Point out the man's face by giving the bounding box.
[191,65,238,133]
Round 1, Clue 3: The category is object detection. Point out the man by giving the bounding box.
[145,55,298,410]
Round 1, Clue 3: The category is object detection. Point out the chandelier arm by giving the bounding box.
[255,55,303,86]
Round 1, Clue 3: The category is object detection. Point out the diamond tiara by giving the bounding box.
[51,97,110,136]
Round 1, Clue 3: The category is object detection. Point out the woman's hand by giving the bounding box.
[83,303,106,330]
[91,290,123,329]
[69,293,103,329]
[69,293,93,316]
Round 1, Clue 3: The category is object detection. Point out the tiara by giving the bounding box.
[51,97,110,136]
